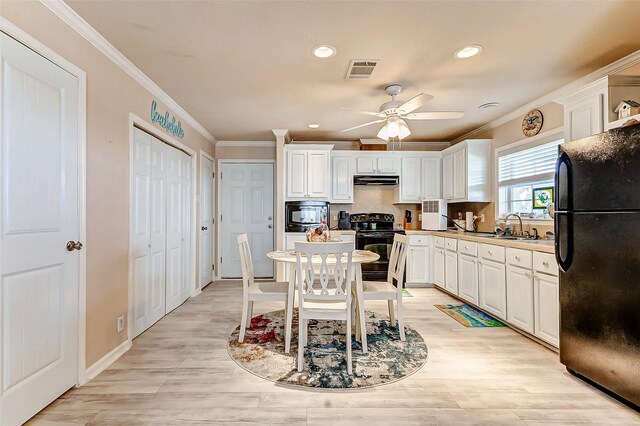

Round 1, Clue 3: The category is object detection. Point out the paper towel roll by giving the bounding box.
[465,212,475,231]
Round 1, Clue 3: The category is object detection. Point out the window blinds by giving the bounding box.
[498,139,563,186]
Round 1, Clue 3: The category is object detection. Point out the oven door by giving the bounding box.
[356,231,394,281]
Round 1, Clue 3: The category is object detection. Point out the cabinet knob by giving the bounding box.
[515,256,521,261]
[542,261,549,267]
[488,250,493,255]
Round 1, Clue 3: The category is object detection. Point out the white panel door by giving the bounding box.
[180,153,192,302]
[506,265,535,333]
[458,253,478,304]
[453,148,466,200]
[165,146,184,312]
[534,272,559,346]
[148,138,167,327]
[220,163,274,278]
[0,32,80,426]
[422,157,441,199]
[444,250,458,294]
[479,259,506,320]
[306,151,329,198]
[199,156,214,287]
[286,151,307,198]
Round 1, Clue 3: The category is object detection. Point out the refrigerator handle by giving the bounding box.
[555,152,572,211]
[555,212,573,272]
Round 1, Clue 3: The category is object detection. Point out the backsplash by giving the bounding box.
[330,185,421,230]
[448,201,554,236]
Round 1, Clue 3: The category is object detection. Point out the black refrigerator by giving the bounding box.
[555,123,640,408]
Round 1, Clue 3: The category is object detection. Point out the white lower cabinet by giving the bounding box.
[408,246,429,283]
[444,249,458,295]
[478,259,507,320]
[506,265,535,334]
[433,247,445,288]
[458,253,478,304]
[533,251,559,347]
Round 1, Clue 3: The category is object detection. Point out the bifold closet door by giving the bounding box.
[132,128,191,337]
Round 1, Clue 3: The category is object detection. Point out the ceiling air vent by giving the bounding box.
[346,60,380,80]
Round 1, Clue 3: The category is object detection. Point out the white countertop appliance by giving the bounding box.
[421,199,447,231]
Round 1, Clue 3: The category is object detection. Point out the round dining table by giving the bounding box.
[267,249,380,354]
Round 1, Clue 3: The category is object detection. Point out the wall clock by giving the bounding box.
[522,109,543,137]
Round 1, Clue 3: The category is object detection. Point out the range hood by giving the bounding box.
[353,175,399,186]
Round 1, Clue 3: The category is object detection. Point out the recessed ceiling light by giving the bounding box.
[312,45,336,58]
[478,102,501,109]
[308,123,320,129]
[455,44,483,59]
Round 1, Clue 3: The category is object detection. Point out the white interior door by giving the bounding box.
[149,138,167,325]
[180,153,191,301]
[0,32,80,426]
[165,147,184,312]
[200,155,214,287]
[220,163,274,278]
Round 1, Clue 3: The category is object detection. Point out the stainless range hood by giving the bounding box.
[353,175,399,186]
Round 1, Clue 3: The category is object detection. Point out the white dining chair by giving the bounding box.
[237,233,290,343]
[361,233,409,341]
[295,241,355,374]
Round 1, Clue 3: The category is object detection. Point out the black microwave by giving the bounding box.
[285,201,330,232]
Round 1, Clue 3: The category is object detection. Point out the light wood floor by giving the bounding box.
[29,282,639,425]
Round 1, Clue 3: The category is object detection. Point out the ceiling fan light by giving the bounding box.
[377,124,390,140]
[386,120,400,137]
[398,123,411,139]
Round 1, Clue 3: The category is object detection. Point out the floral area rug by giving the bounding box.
[435,303,506,327]
[227,309,428,390]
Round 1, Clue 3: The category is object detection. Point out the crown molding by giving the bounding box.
[39,0,215,144]
[451,48,640,144]
[216,141,276,147]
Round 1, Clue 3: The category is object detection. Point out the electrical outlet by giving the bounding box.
[332,212,338,221]
[117,315,125,333]
[418,213,422,221]
[480,214,485,223]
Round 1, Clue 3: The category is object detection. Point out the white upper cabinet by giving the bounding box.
[559,75,640,141]
[286,146,331,199]
[396,157,422,203]
[356,155,399,174]
[441,139,490,202]
[422,157,441,199]
[394,154,442,204]
[331,154,355,203]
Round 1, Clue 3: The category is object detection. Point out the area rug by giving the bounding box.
[228,309,428,390]
[435,304,506,327]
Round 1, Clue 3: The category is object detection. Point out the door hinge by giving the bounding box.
[213,171,215,178]
[212,264,215,270]
[220,214,222,222]
[220,257,223,264]
[212,218,215,224]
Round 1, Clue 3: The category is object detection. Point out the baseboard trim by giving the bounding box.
[406,282,435,288]
[84,339,132,382]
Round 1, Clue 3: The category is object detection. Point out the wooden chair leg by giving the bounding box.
[388,299,396,327]
[239,298,248,343]
[397,295,406,341]
[284,291,294,354]
[346,309,353,375]
[247,301,254,326]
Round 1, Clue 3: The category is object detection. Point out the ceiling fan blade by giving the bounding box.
[359,111,387,117]
[397,93,434,114]
[340,119,386,132]
[404,111,464,120]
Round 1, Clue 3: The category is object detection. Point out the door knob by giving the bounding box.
[268,225,273,229]
[268,216,272,221]
[201,226,208,231]
[66,241,83,251]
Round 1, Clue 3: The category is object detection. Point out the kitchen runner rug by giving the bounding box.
[435,304,506,327]
[228,309,428,390]
[402,289,413,297]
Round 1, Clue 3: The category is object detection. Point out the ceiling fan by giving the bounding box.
[340,84,464,140]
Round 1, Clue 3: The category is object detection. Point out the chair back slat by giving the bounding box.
[237,234,254,291]
[388,234,409,294]
[295,241,354,302]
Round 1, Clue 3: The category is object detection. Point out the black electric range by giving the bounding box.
[350,213,405,281]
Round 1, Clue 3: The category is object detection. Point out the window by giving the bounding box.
[497,137,563,219]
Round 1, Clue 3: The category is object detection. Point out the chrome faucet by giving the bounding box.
[504,213,523,236]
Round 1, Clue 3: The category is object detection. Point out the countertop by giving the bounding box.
[405,230,555,254]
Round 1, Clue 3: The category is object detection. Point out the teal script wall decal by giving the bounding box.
[151,100,185,138]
